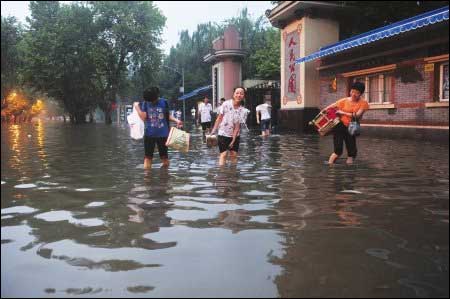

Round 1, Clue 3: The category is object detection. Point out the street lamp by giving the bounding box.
[162,65,185,121]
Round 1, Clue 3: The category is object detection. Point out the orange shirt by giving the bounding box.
[335,97,369,127]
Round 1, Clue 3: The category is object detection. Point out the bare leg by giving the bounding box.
[144,157,152,169]
[161,158,170,168]
[346,157,354,165]
[219,151,228,166]
[328,153,339,165]
[229,151,238,164]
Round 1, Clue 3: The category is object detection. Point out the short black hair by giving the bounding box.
[233,86,246,94]
[350,82,365,94]
[143,86,160,102]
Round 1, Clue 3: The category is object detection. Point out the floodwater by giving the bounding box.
[1,121,448,298]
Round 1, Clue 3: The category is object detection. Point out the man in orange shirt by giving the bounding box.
[324,82,369,165]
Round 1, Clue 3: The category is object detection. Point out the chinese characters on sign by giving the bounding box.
[284,27,301,104]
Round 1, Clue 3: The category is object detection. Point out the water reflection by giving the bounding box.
[1,122,448,297]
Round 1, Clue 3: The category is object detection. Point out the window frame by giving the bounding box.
[354,73,392,104]
[439,61,449,102]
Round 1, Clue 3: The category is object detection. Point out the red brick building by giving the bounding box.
[315,8,449,129]
[268,2,449,135]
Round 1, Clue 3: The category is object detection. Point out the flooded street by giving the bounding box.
[1,121,448,298]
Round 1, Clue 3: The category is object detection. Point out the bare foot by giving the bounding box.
[328,153,339,165]
[161,158,170,168]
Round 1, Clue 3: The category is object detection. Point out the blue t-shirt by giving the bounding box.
[139,99,170,137]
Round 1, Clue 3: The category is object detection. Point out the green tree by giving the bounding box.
[226,10,281,80]
[250,28,280,79]
[1,16,23,103]
[90,1,166,123]
[158,22,222,104]
[21,1,99,123]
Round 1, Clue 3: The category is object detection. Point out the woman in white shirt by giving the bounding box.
[210,87,245,166]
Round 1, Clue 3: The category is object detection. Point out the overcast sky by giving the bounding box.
[1,1,274,54]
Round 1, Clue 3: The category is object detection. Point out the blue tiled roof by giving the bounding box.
[295,6,449,64]
[178,85,212,101]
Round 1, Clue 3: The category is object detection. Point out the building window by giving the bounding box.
[439,62,449,101]
[354,73,393,104]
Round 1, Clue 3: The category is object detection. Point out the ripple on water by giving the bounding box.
[75,188,93,192]
[37,186,67,190]
[85,202,106,208]
[243,190,277,196]
[340,190,363,194]
[366,248,390,260]
[1,206,39,215]
[14,183,37,189]
[35,210,104,227]
[171,195,226,203]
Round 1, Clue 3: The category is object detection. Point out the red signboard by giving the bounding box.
[283,25,302,105]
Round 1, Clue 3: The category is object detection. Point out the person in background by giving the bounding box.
[324,82,369,165]
[210,87,246,166]
[175,109,182,121]
[197,96,213,141]
[219,97,226,109]
[134,87,183,169]
[256,99,272,137]
[191,107,196,124]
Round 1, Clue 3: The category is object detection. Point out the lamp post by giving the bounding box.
[163,65,185,121]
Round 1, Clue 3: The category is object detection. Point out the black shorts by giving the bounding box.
[260,119,271,131]
[218,135,240,153]
[144,136,168,159]
[201,122,211,130]
[332,122,357,158]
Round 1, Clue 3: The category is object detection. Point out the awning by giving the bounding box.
[295,6,449,64]
[178,85,212,101]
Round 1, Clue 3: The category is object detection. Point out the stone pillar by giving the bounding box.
[279,17,339,131]
[204,26,245,111]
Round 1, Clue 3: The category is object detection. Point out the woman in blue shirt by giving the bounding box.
[134,87,182,169]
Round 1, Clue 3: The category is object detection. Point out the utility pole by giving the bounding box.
[162,65,185,121]
[181,67,185,122]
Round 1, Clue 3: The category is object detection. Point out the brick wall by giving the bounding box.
[320,77,347,107]
[319,61,449,126]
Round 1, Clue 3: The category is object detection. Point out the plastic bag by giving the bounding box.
[127,106,145,140]
[348,113,361,136]
[205,134,218,148]
[166,127,190,152]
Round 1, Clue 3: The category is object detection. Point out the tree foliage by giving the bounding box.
[89,1,166,123]
[1,16,23,101]
[6,1,165,124]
